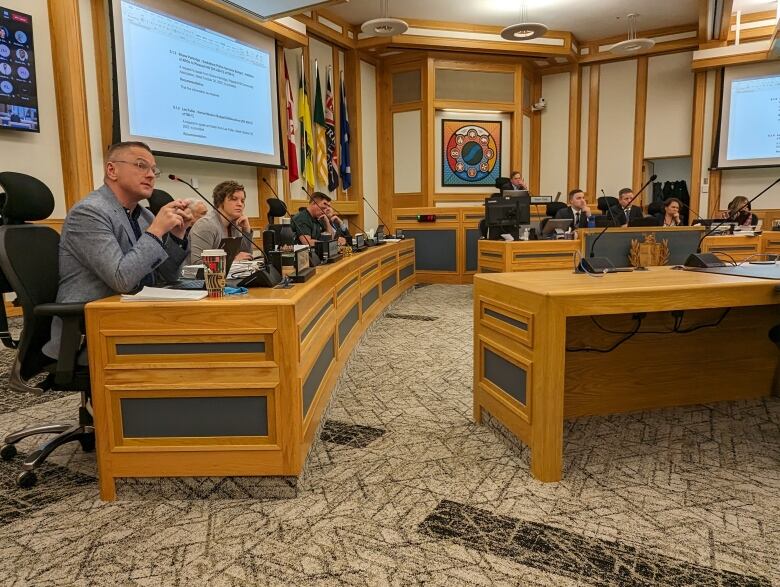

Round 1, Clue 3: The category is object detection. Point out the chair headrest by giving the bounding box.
[0,172,55,222]
[148,189,174,215]
[266,197,288,218]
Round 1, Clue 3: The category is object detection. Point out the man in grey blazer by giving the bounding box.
[43,141,195,362]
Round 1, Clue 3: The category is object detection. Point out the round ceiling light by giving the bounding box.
[360,17,408,36]
[610,37,655,54]
[500,22,548,41]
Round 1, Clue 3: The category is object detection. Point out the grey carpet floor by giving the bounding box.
[0,284,778,586]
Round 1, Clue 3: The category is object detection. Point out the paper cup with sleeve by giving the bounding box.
[201,249,227,298]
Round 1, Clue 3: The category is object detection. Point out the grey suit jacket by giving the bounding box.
[188,208,252,264]
[43,184,189,359]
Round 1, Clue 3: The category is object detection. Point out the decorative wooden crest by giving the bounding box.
[629,233,670,267]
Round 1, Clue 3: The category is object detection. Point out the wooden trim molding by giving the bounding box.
[529,75,542,196]
[689,72,707,225]
[90,0,112,158]
[632,57,648,199]
[586,64,600,199]
[719,0,735,41]
[48,0,94,210]
[567,66,580,192]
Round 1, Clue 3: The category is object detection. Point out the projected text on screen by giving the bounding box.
[726,74,780,163]
[121,1,274,155]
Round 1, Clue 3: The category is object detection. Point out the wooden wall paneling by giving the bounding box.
[708,68,723,217]
[567,66,581,193]
[513,64,524,176]
[698,0,710,42]
[586,65,600,199]
[49,0,94,210]
[719,0,735,42]
[633,57,648,203]
[377,61,394,222]
[530,75,542,196]
[689,72,707,224]
[345,49,364,229]
[425,57,435,207]
[90,0,112,158]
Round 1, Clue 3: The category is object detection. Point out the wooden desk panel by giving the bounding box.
[700,234,763,263]
[478,240,580,273]
[86,241,415,500]
[473,267,780,482]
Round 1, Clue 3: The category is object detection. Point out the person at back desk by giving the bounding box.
[610,187,644,226]
[555,188,592,228]
[722,196,759,227]
[654,198,683,227]
[501,170,528,192]
[323,201,348,246]
[188,180,254,264]
[292,191,333,245]
[43,141,194,363]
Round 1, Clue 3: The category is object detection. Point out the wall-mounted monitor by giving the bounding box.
[0,5,39,133]
[110,0,282,167]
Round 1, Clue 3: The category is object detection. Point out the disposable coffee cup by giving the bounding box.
[201,249,227,298]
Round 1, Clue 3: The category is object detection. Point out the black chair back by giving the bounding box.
[546,202,567,217]
[0,225,60,379]
[647,201,663,216]
[495,177,509,190]
[0,172,55,224]
[597,196,618,213]
[148,189,174,215]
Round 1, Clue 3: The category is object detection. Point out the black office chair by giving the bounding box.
[0,172,94,488]
[147,188,173,215]
[266,198,295,246]
[0,188,19,352]
[597,196,619,214]
[495,177,509,190]
[546,202,567,217]
[647,200,664,216]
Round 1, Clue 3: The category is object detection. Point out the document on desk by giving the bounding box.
[121,287,208,302]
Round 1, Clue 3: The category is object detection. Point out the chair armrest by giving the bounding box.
[34,302,86,318]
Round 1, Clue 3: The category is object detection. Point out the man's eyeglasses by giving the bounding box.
[110,159,161,178]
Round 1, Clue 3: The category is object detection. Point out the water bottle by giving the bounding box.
[587,215,596,229]
[522,227,529,241]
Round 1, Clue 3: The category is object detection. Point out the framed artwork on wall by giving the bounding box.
[441,119,502,187]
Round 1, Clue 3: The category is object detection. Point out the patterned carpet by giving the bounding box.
[0,285,778,586]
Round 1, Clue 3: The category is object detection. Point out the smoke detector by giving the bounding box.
[610,13,655,54]
[361,0,408,37]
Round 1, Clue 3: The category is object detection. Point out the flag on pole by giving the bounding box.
[283,56,299,184]
[339,73,352,191]
[313,62,328,187]
[297,55,314,190]
[325,67,339,193]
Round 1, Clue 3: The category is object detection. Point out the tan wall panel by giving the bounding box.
[645,52,694,158]
[393,110,422,194]
[539,72,570,197]
[522,114,531,183]
[579,66,590,192]
[597,60,637,195]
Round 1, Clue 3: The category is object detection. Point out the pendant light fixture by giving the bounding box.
[501,0,548,41]
[610,13,655,54]
[361,0,408,37]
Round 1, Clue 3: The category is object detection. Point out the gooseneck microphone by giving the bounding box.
[695,177,780,252]
[589,175,657,259]
[362,196,393,232]
[600,188,620,226]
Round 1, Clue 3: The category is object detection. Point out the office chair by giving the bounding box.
[597,196,619,213]
[266,198,295,246]
[545,202,567,217]
[0,172,94,489]
[495,177,509,190]
[0,189,19,351]
[147,188,173,215]
[647,200,664,216]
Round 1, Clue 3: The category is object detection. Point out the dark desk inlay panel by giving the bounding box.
[337,276,358,297]
[405,230,457,271]
[302,336,335,417]
[465,228,481,273]
[399,263,415,282]
[361,264,378,277]
[339,303,359,346]
[484,348,526,405]
[116,341,265,355]
[320,420,385,448]
[121,396,268,437]
[362,285,379,313]
[485,308,528,331]
[419,500,769,587]
[583,230,700,267]
[300,299,333,341]
[382,272,397,293]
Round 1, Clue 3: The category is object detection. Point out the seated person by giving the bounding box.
[655,198,683,227]
[292,191,331,245]
[188,180,253,264]
[501,170,528,192]
[554,188,592,228]
[43,141,194,362]
[722,196,759,226]
[323,201,348,246]
[610,187,644,226]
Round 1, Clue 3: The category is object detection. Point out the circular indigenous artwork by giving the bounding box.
[444,122,500,185]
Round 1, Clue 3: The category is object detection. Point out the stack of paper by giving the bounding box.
[121,287,208,302]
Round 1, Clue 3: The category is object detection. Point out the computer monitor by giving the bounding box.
[484,194,531,239]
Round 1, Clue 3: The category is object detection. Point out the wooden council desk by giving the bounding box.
[473,267,780,482]
[86,240,415,500]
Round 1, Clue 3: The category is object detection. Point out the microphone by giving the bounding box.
[361,196,393,233]
[169,174,281,287]
[695,177,780,252]
[589,175,656,260]
[261,176,304,242]
[601,189,620,226]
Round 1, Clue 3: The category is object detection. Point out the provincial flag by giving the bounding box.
[313,63,328,187]
[283,56,298,184]
[325,67,339,193]
[339,74,352,191]
[297,55,315,190]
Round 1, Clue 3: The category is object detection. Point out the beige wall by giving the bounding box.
[0,0,67,217]
[596,60,637,196]
[360,60,379,230]
[645,52,694,159]
[539,72,570,197]
[392,110,422,193]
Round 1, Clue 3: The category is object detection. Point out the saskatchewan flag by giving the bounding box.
[313,63,328,188]
[297,57,315,190]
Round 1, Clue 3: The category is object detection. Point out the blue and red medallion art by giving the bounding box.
[442,119,502,187]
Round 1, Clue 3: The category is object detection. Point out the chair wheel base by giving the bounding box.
[17,470,37,489]
[0,443,17,461]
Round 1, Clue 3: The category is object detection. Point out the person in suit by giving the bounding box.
[43,141,194,362]
[722,196,759,226]
[188,180,254,264]
[554,188,592,228]
[610,187,644,226]
[654,198,683,227]
[501,170,528,192]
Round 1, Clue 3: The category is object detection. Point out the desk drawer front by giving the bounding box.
[480,301,533,347]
